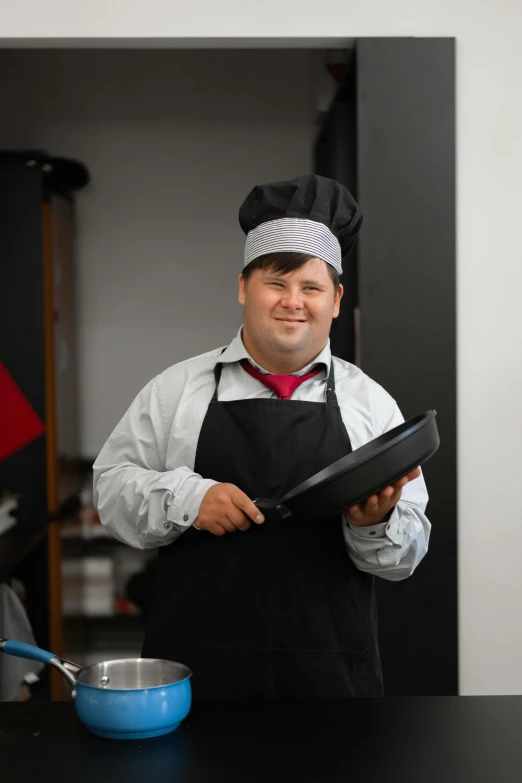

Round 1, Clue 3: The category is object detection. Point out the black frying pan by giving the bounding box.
[253,410,439,523]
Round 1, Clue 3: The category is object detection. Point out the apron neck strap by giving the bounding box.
[325,359,337,404]
[212,348,228,400]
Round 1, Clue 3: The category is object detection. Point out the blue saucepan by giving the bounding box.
[0,639,192,740]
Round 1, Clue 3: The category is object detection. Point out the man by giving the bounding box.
[93,174,430,700]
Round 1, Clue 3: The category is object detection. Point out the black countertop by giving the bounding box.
[1,697,522,782]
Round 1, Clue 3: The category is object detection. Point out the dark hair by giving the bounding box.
[241,252,340,292]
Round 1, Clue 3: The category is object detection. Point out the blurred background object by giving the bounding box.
[0,581,44,701]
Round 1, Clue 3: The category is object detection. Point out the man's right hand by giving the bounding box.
[194,483,265,536]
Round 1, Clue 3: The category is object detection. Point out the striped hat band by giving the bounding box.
[243,218,343,275]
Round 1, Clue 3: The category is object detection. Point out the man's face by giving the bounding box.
[238,258,343,365]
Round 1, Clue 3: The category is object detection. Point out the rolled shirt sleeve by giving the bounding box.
[93,377,217,550]
[342,403,431,581]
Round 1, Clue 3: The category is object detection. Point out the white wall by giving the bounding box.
[0,48,323,455]
[1,0,522,697]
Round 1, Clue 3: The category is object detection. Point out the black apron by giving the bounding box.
[142,353,383,699]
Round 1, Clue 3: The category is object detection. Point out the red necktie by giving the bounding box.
[240,359,323,400]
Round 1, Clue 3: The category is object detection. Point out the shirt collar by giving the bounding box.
[219,326,331,377]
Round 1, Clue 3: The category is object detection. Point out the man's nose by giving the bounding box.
[281,290,304,309]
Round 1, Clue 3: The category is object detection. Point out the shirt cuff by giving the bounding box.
[166,474,219,532]
[347,519,388,539]
[346,506,398,540]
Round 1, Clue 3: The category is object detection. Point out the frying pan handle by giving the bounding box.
[0,639,79,690]
[253,498,293,522]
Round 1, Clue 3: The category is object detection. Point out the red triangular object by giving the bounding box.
[0,362,46,460]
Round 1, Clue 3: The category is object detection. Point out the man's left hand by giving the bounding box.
[344,467,421,528]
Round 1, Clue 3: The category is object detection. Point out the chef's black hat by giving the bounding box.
[238,174,362,275]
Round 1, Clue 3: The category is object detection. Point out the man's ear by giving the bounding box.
[332,283,344,318]
[238,273,246,306]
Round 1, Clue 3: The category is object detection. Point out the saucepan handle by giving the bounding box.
[0,639,80,689]
[0,639,56,664]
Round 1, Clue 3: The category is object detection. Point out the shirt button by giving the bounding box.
[369,531,376,536]
[164,521,171,529]
[183,514,189,522]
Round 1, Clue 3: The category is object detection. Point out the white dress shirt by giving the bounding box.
[93,327,431,581]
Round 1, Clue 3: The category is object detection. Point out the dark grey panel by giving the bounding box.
[356,38,457,694]
[0,158,50,651]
